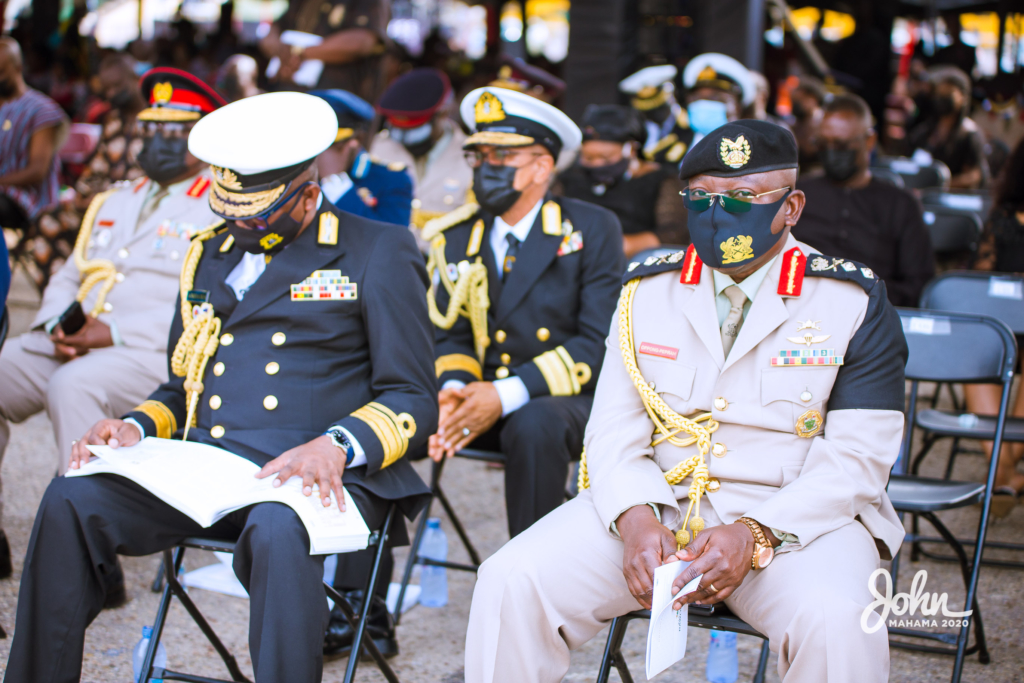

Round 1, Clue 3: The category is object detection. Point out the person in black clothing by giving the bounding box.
[907,66,988,189]
[792,93,934,307]
[558,104,686,257]
[968,136,1024,515]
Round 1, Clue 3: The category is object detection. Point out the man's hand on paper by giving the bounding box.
[256,435,347,511]
[617,505,679,610]
[666,523,756,610]
[69,419,142,469]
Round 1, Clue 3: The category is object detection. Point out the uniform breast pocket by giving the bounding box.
[760,367,837,433]
[637,356,697,414]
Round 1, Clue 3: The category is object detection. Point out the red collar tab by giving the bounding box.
[133,177,150,193]
[679,244,703,285]
[777,247,806,297]
[186,176,211,198]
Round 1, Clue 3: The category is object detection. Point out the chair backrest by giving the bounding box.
[921,270,1024,334]
[919,189,991,217]
[627,244,687,272]
[921,206,982,253]
[897,307,1016,384]
[870,167,905,189]
[876,156,951,190]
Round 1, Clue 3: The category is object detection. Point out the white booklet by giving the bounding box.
[66,437,370,555]
[646,561,703,679]
[265,30,325,88]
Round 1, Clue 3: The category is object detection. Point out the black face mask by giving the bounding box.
[226,183,313,255]
[687,193,789,269]
[0,79,16,99]
[473,163,522,216]
[136,133,190,184]
[582,157,630,189]
[645,104,671,125]
[791,100,810,120]
[109,88,133,109]
[820,148,861,183]
[933,94,959,117]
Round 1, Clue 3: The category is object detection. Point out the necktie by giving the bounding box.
[138,186,170,226]
[720,284,748,356]
[503,233,521,279]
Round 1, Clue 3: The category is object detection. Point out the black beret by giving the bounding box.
[378,68,452,126]
[581,104,646,144]
[679,119,798,180]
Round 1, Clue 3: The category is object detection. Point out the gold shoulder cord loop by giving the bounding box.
[169,224,224,441]
[72,189,119,317]
[425,234,491,362]
[578,278,719,549]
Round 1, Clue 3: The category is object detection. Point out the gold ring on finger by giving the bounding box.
[707,583,719,594]
[462,427,471,437]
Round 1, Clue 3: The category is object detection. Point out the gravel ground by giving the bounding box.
[1,271,1022,683]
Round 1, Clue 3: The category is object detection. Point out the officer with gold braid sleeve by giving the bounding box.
[426,87,623,538]
[6,92,435,683]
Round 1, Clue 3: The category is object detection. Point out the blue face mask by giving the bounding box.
[687,193,789,269]
[687,100,729,136]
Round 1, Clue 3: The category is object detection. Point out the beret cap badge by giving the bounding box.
[474,91,507,124]
[719,135,751,169]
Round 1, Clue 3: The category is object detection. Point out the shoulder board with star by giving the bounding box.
[422,202,481,242]
[804,253,878,292]
[622,245,692,285]
[370,155,407,172]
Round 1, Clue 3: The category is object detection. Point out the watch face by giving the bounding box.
[757,546,774,569]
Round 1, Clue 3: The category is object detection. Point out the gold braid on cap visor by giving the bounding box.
[137,107,202,122]
[209,176,287,218]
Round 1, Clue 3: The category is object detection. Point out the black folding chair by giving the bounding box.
[874,156,951,190]
[138,504,401,683]
[871,167,906,189]
[596,605,770,683]
[921,207,982,256]
[920,189,992,219]
[886,309,1016,680]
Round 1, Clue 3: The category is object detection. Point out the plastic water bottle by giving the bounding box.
[131,625,167,683]
[418,518,448,607]
[706,631,738,683]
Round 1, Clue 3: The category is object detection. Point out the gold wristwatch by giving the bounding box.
[738,517,774,570]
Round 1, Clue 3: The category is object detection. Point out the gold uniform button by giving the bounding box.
[210,425,225,438]
[209,395,222,410]
[800,390,813,403]
[213,362,225,376]
[500,353,511,365]
[220,333,234,346]
[495,366,509,379]
[706,477,721,492]
[263,395,278,410]
[265,362,280,375]
[443,194,454,205]
[712,443,727,458]
[495,330,506,344]
[272,332,286,346]
[117,248,129,259]
[103,302,113,312]
[536,327,550,342]
[713,397,728,411]
[115,272,125,283]
[411,198,422,209]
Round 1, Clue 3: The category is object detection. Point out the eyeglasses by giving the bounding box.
[234,181,314,231]
[463,149,543,168]
[133,121,195,139]
[680,186,791,213]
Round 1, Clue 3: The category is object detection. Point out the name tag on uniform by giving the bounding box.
[291,269,357,301]
[186,289,210,304]
[770,349,844,366]
[639,342,679,361]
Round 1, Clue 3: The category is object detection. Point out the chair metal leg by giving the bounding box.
[343,504,401,683]
[943,438,961,480]
[911,434,939,475]
[596,616,629,683]
[752,639,770,683]
[392,495,432,625]
[151,560,165,593]
[433,483,482,567]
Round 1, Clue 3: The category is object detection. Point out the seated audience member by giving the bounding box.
[311,88,413,227]
[558,104,686,256]
[4,91,436,682]
[216,54,263,102]
[371,68,472,240]
[426,87,623,540]
[907,66,988,189]
[465,120,907,683]
[969,136,1024,516]
[793,94,934,307]
[789,76,828,172]
[681,53,755,145]
[745,71,789,130]
[0,37,67,232]
[618,65,693,166]
[0,68,224,580]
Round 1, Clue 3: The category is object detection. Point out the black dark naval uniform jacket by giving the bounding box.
[644,110,695,166]
[126,201,435,530]
[429,195,624,397]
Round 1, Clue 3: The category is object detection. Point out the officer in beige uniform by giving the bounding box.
[0,69,224,571]
[465,120,908,683]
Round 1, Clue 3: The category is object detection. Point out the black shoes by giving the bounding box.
[323,589,398,660]
[0,529,12,579]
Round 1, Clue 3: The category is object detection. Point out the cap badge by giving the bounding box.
[719,235,754,264]
[153,82,173,104]
[698,66,718,81]
[719,135,751,169]
[475,91,507,124]
[212,166,243,191]
[637,86,659,99]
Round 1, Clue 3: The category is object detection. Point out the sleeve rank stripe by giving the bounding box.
[435,353,483,380]
[534,345,581,396]
[352,402,417,468]
[136,400,178,439]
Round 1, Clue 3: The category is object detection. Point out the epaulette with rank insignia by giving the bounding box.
[805,253,878,293]
[189,218,227,241]
[422,202,481,242]
[622,245,690,285]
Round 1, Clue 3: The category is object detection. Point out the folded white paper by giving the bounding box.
[646,561,702,679]
[266,30,324,88]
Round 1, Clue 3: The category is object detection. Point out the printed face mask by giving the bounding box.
[686,192,789,269]
[227,183,313,255]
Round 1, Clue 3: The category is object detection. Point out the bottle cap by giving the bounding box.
[426,518,441,529]
[143,625,153,638]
